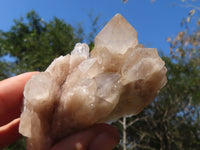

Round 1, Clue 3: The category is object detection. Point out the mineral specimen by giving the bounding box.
[19,14,167,150]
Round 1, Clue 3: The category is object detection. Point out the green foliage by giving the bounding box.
[0,61,12,80]
[2,139,26,150]
[113,5,200,149]
[0,10,99,150]
[113,55,200,150]
[0,10,81,76]
[1,7,199,150]
[113,11,200,149]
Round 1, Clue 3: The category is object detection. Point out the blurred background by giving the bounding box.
[0,0,199,149]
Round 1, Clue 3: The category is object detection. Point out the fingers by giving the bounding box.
[0,107,21,128]
[0,72,39,148]
[0,118,21,148]
[51,123,120,150]
[89,132,118,150]
[0,72,38,126]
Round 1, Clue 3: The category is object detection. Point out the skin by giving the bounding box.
[0,72,120,150]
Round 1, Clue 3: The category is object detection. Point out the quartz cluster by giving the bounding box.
[19,14,167,150]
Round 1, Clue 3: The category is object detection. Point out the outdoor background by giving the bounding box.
[0,0,199,150]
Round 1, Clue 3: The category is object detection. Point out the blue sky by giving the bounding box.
[0,0,199,55]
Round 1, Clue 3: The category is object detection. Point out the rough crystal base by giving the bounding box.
[19,14,167,150]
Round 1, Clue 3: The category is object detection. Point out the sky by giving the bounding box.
[0,0,199,55]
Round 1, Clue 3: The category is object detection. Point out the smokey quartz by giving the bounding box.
[19,14,167,150]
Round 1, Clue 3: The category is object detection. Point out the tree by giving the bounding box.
[0,10,102,150]
[0,10,81,78]
[1,3,200,149]
[0,10,84,150]
[113,4,200,149]
[0,61,12,80]
[113,55,200,150]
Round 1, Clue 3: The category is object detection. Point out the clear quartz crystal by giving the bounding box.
[19,14,167,150]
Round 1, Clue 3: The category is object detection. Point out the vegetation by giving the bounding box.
[113,54,200,149]
[0,1,199,149]
[113,1,200,149]
[0,10,82,76]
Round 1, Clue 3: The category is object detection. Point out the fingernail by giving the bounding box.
[89,132,120,150]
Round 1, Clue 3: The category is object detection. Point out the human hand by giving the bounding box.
[51,123,120,150]
[0,72,38,147]
[0,72,120,150]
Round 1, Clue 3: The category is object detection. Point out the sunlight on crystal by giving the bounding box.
[19,14,167,150]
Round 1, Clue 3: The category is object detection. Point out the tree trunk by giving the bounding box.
[122,117,127,150]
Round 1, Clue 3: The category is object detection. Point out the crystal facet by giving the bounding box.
[19,14,167,150]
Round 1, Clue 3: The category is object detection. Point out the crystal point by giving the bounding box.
[19,14,167,150]
[95,13,138,54]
